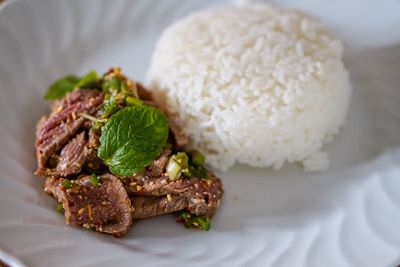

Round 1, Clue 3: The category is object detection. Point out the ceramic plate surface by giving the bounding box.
[1,0,400,266]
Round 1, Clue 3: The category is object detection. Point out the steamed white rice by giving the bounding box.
[147,4,351,171]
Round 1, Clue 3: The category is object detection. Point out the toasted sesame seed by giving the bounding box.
[78,207,85,215]
[87,205,93,220]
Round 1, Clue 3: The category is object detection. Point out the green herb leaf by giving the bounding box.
[56,202,64,213]
[43,75,80,100]
[186,150,208,178]
[43,71,99,100]
[102,76,123,93]
[61,179,72,189]
[88,174,100,187]
[100,95,119,119]
[177,210,211,230]
[98,105,169,177]
[76,71,99,88]
[190,150,205,166]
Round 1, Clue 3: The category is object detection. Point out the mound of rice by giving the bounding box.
[147,4,351,172]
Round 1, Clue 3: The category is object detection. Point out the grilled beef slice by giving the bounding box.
[48,131,87,177]
[163,110,188,148]
[131,195,187,219]
[125,173,223,217]
[148,149,171,176]
[35,89,104,176]
[44,174,132,237]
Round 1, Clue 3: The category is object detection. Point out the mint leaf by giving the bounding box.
[76,71,99,88]
[43,75,80,100]
[43,71,99,100]
[98,105,169,176]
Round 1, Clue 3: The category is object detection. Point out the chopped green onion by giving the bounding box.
[166,152,191,180]
[61,179,72,189]
[92,121,103,133]
[101,68,131,94]
[190,150,205,166]
[56,202,64,213]
[166,156,182,180]
[188,165,208,179]
[79,113,107,123]
[88,174,100,187]
[102,75,123,93]
[82,224,94,231]
[177,210,211,231]
[175,152,189,169]
[166,152,208,179]
[177,210,191,221]
[126,96,142,106]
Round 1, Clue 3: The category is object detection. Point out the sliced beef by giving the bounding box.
[44,176,63,200]
[136,83,154,102]
[87,127,100,148]
[164,110,189,148]
[83,128,103,172]
[38,130,105,177]
[35,117,85,175]
[54,131,87,176]
[125,173,223,217]
[44,174,132,237]
[37,89,103,141]
[148,149,171,177]
[131,195,187,219]
[35,89,104,176]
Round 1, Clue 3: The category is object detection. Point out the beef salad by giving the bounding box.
[35,68,223,237]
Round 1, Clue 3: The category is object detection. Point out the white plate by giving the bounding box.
[1,0,400,266]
